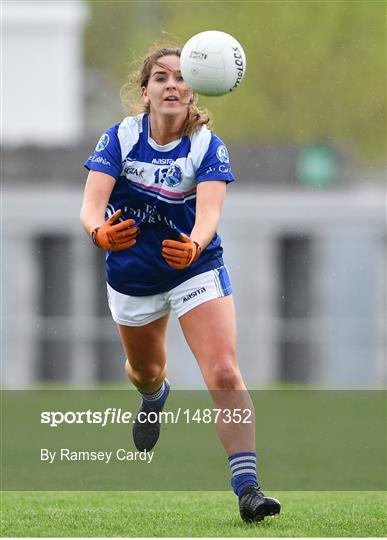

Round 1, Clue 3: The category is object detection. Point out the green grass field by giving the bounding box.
[1,491,385,537]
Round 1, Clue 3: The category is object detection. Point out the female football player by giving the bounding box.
[80,46,280,523]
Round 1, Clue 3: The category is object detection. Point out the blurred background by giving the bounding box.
[2,0,385,388]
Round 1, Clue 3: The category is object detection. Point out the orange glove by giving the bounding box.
[162,233,201,270]
[92,210,139,251]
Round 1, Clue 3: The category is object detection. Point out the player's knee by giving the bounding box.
[125,359,164,386]
[207,362,241,390]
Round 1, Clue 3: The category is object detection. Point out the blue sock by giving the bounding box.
[228,451,260,496]
[138,379,170,410]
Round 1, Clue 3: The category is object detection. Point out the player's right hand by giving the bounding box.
[92,210,139,251]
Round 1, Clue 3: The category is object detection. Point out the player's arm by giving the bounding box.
[80,170,116,235]
[190,180,227,249]
[80,170,138,251]
[161,181,226,269]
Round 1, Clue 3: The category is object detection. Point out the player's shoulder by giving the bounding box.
[111,113,145,154]
[100,113,144,138]
[189,125,229,164]
[190,124,227,147]
[118,113,145,131]
[189,124,212,160]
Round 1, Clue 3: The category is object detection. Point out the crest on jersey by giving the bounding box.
[164,163,183,187]
[96,133,110,152]
[216,145,229,163]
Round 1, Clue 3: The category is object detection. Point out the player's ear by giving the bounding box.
[189,91,198,105]
[142,86,150,106]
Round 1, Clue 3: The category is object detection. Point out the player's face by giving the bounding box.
[143,55,193,119]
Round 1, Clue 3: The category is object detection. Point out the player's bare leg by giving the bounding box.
[118,314,169,391]
[118,314,170,451]
[179,296,254,452]
[179,296,280,522]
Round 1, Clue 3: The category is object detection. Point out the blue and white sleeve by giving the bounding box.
[195,133,235,184]
[84,123,122,179]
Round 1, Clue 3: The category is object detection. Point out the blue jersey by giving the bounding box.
[84,113,234,296]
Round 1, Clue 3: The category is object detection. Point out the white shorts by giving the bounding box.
[107,266,232,327]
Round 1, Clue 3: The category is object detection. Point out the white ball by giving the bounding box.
[180,31,247,97]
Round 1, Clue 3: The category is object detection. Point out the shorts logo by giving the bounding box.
[216,145,229,163]
[182,287,207,303]
[164,163,183,187]
[95,133,110,152]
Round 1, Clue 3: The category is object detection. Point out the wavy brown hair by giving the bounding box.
[120,45,211,136]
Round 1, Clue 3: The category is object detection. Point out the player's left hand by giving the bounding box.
[162,233,201,270]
